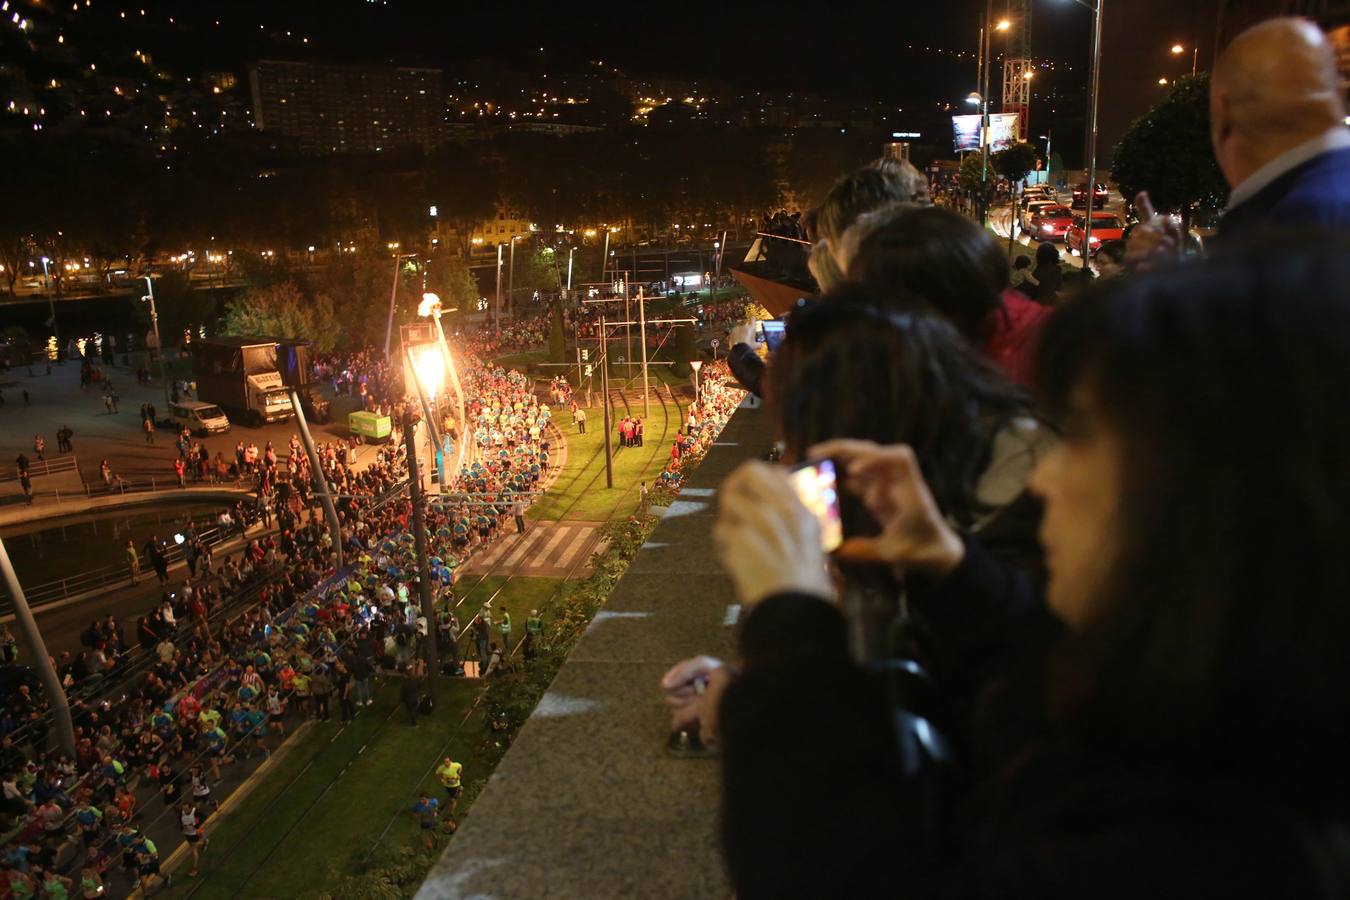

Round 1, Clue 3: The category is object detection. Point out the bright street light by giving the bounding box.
[965,92,982,105]
[995,19,1012,30]
[1171,43,1185,54]
[410,344,445,400]
[1158,77,1170,85]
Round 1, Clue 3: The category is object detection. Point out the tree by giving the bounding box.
[994,143,1041,184]
[959,154,997,204]
[1112,74,1227,234]
[426,252,480,322]
[508,244,561,310]
[425,143,503,255]
[222,281,342,353]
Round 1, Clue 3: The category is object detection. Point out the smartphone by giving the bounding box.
[757,319,787,352]
[788,459,844,553]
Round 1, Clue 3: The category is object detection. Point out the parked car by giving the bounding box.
[1022,184,1057,201]
[1021,199,1064,233]
[1067,212,1126,257]
[1071,182,1111,209]
[1031,205,1076,242]
[164,399,231,436]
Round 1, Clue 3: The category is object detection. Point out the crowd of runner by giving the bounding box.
[0,306,750,896]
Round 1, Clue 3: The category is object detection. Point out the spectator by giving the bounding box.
[841,204,1053,388]
[1132,19,1350,263]
[1030,242,1063,304]
[695,240,1350,897]
[1008,254,1035,295]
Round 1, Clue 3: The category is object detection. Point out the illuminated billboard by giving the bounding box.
[951,112,1020,153]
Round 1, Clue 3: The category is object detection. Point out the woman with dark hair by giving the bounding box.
[764,288,1042,536]
[840,204,1052,387]
[1031,240,1064,304]
[704,241,1350,897]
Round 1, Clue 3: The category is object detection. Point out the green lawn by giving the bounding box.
[530,393,684,522]
[166,577,567,900]
[154,379,675,896]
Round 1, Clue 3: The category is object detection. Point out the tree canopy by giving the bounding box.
[1111,74,1227,228]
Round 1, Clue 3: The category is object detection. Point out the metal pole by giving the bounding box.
[507,237,516,321]
[0,539,74,756]
[494,244,503,332]
[599,314,613,489]
[289,387,344,568]
[979,0,993,227]
[404,347,444,487]
[624,278,632,383]
[1082,0,1104,275]
[383,254,400,362]
[638,286,650,418]
[566,247,574,291]
[601,230,610,281]
[401,411,439,698]
[42,260,59,359]
[144,275,162,381]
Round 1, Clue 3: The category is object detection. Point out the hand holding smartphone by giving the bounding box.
[788,459,843,553]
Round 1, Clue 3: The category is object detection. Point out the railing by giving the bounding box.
[0,520,247,613]
[12,470,253,509]
[0,455,80,482]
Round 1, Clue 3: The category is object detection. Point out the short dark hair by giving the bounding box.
[1036,237,1350,775]
[845,205,1008,342]
[767,285,1029,526]
[1035,242,1059,265]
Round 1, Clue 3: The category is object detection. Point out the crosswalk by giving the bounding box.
[462,521,604,577]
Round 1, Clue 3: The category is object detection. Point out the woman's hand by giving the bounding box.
[660,655,732,743]
[807,440,965,580]
[713,462,834,608]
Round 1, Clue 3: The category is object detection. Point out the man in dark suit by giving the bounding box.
[1128,18,1349,262]
[1210,18,1350,241]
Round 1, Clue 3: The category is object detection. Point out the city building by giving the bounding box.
[248,59,448,154]
[468,206,534,249]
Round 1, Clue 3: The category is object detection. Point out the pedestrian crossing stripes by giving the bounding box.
[463,521,603,576]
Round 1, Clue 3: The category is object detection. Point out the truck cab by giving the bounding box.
[250,372,294,425]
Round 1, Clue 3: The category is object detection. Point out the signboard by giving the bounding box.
[951,112,1020,153]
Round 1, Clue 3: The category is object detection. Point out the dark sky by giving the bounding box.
[149,0,1093,105]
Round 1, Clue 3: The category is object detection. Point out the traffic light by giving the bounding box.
[581,348,589,362]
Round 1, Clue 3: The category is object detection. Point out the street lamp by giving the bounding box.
[977,7,1014,227]
[142,274,162,380]
[1063,0,1105,271]
[418,292,468,490]
[1171,42,1199,77]
[39,257,59,354]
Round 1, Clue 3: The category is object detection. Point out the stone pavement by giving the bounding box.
[416,397,771,900]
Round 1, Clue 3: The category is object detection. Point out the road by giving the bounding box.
[0,356,365,488]
[987,192,1128,270]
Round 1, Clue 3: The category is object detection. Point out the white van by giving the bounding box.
[169,400,231,436]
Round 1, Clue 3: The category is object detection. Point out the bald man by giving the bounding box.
[1128,18,1349,264]
[1211,17,1350,239]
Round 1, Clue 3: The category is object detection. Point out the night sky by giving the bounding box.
[124,0,1093,106]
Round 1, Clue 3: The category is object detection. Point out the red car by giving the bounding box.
[1067,212,1126,257]
[1031,205,1075,242]
[1070,182,1110,209]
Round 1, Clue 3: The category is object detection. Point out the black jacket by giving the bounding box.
[719,539,1344,899]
